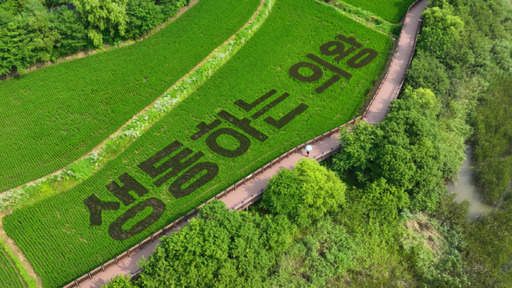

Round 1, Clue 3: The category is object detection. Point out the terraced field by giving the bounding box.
[0,0,260,191]
[3,0,391,287]
[341,0,416,23]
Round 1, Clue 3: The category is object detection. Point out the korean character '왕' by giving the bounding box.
[190,89,308,158]
[289,34,379,94]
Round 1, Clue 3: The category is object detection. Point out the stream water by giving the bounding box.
[446,146,493,220]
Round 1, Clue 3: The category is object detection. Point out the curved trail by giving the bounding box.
[70,1,426,287]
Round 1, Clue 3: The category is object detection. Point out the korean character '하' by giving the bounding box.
[190,109,267,158]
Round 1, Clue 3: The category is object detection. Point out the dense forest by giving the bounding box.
[102,0,512,287]
[0,0,189,76]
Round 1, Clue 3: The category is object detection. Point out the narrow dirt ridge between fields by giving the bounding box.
[0,214,41,287]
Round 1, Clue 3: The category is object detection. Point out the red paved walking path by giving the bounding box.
[74,1,427,287]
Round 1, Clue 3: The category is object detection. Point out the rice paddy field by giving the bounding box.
[0,247,26,288]
[340,0,417,23]
[0,0,260,191]
[3,0,392,286]
[0,238,34,288]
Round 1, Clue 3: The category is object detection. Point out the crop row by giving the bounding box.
[0,0,261,191]
[3,0,391,287]
[340,0,416,23]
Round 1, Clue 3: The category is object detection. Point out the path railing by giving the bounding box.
[362,0,424,119]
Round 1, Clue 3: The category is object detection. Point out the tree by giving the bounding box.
[50,7,89,57]
[0,0,58,74]
[261,159,346,226]
[125,0,163,39]
[406,51,451,98]
[332,89,446,212]
[158,0,189,19]
[73,0,128,47]
[474,76,512,204]
[102,275,136,288]
[417,5,464,62]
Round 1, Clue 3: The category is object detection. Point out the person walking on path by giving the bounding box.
[306,144,312,157]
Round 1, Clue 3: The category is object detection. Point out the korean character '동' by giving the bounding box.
[137,140,219,198]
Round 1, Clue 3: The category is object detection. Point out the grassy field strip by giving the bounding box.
[0,0,260,191]
[4,0,391,286]
[0,0,274,213]
[339,0,416,23]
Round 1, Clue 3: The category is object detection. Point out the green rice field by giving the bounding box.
[340,0,416,23]
[0,0,260,191]
[0,238,34,288]
[3,0,391,287]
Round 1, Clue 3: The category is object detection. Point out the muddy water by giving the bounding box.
[446,147,493,220]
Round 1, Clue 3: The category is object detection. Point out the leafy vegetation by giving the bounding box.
[105,131,466,287]
[463,199,512,287]
[138,200,293,287]
[3,0,391,286]
[338,0,416,23]
[0,0,260,191]
[261,159,346,226]
[332,88,446,212]
[404,0,512,285]
[406,0,512,204]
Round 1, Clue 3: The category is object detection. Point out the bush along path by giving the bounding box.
[71,0,427,287]
[0,0,274,213]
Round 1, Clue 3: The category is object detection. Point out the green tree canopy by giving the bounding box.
[73,0,128,46]
[135,200,293,288]
[261,159,346,226]
[332,89,446,212]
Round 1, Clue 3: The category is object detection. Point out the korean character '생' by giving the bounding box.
[83,173,166,240]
